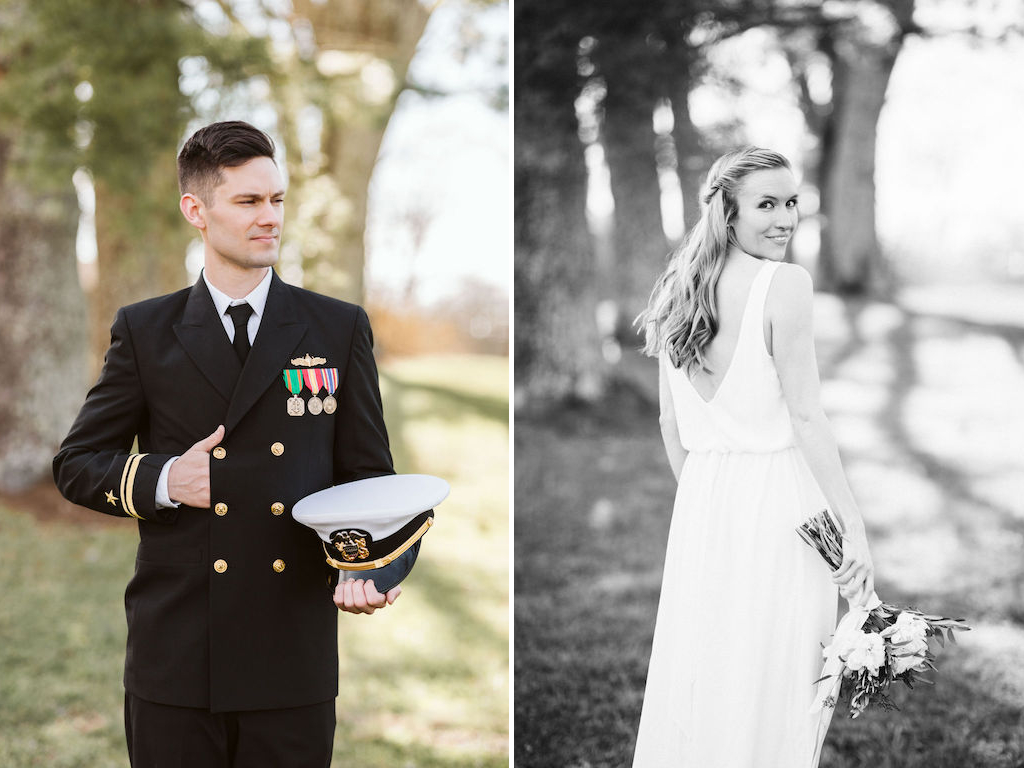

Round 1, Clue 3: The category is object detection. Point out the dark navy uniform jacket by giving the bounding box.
[53,271,415,712]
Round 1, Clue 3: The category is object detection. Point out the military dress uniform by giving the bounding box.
[53,270,415,765]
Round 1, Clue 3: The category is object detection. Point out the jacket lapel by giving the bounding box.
[173,278,240,403]
[225,272,307,433]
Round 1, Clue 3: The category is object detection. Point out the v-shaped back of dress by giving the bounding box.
[661,259,795,454]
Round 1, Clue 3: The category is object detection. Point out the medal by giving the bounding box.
[303,368,324,415]
[322,368,339,414]
[283,369,305,416]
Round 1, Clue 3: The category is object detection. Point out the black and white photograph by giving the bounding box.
[515,1,1024,765]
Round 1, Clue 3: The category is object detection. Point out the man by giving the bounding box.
[53,120,416,767]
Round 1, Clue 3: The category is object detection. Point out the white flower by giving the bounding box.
[845,632,886,675]
[823,630,886,676]
[890,612,929,644]
[891,636,929,675]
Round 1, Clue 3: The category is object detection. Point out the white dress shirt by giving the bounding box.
[155,268,274,508]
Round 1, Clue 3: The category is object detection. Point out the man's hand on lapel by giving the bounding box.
[167,425,225,508]
[334,578,401,615]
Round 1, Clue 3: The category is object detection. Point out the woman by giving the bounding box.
[632,147,875,766]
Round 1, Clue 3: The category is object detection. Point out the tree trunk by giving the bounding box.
[283,0,431,304]
[514,4,604,406]
[816,2,913,295]
[818,43,897,294]
[672,86,707,235]
[91,161,190,378]
[515,129,603,406]
[601,81,668,332]
[0,138,88,492]
[779,34,829,199]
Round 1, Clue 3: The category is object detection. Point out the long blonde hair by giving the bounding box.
[638,146,791,372]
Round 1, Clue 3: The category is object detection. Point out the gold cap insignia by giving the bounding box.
[291,353,327,367]
[332,530,371,562]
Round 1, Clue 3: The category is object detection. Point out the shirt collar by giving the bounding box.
[203,268,273,319]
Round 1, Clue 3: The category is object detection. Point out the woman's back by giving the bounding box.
[688,254,767,401]
[661,256,795,454]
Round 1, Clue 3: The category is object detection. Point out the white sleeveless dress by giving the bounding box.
[632,260,838,767]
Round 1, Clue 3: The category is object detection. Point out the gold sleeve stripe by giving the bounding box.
[125,453,148,520]
[119,453,149,520]
[118,455,134,516]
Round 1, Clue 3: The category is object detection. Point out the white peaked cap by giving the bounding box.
[292,474,449,571]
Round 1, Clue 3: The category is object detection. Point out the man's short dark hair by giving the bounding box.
[177,121,276,206]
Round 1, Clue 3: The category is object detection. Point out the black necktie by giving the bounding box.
[226,303,254,363]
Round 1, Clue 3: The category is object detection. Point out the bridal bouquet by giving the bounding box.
[797,509,970,719]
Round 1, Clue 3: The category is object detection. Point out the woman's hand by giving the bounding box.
[832,527,875,608]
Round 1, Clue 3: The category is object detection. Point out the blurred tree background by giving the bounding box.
[0,0,508,765]
[0,0,508,493]
[515,1,1024,766]
[515,0,1024,406]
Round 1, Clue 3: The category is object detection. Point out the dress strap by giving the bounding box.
[747,260,781,329]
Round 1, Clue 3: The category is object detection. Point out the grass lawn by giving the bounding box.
[0,353,509,767]
[515,289,1024,767]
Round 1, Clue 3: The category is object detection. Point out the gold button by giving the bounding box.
[271,442,284,456]
[214,502,228,516]
[212,446,226,460]
[272,559,286,573]
[214,559,228,573]
[271,502,285,516]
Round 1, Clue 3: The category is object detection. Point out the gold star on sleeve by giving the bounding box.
[105,490,118,506]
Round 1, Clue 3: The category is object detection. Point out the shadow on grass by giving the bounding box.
[407,556,507,665]
[882,308,1023,528]
[838,300,1024,624]
[514,289,1024,767]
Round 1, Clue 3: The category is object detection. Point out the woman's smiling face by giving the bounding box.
[729,167,799,261]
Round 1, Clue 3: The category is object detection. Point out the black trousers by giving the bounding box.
[124,692,336,768]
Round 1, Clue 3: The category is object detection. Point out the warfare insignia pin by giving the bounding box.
[291,353,327,367]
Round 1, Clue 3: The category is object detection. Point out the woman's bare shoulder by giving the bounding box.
[765,262,814,328]
[770,261,813,303]
[773,261,813,292]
